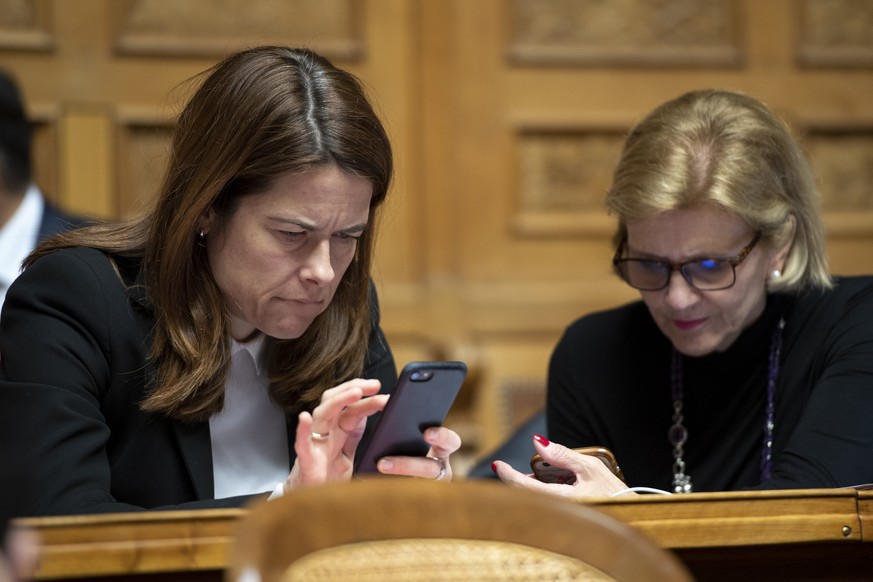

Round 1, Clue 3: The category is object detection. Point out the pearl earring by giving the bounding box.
[197,227,207,246]
[771,270,782,280]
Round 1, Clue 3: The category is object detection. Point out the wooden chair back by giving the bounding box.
[228,478,693,582]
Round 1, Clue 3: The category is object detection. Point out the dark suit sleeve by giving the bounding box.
[0,249,137,514]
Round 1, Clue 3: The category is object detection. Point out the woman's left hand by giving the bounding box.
[492,435,632,498]
[375,425,462,482]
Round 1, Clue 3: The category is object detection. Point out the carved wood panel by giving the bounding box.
[798,0,873,67]
[513,129,626,237]
[508,0,741,66]
[811,131,873,212]
[806,128,873,237]
[112,0,361,59]
[0,0,53,50]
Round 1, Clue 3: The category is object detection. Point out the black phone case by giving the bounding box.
[353,361,467,475]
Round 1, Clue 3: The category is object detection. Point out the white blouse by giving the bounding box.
[209,334,289,499]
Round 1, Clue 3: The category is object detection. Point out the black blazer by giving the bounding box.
[0,247,396,515]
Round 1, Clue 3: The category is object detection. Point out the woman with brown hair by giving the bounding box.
[0,46,461,515]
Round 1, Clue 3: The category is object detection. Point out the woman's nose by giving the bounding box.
[663,269,701,309]
[301,240,335,284]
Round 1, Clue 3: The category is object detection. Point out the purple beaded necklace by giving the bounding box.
[668,317,786,493]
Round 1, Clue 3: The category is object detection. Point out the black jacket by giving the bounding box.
[0,247,396,515]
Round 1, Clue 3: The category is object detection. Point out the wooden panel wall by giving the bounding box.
[2,0,873,469]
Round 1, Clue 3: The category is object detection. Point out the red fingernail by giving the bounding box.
[533,434,550,446]
[491,462,497,473]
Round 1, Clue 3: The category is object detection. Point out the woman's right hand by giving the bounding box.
[281,378,388,493]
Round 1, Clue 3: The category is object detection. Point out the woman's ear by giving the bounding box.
[770,213,796,273]
[199,207,216,236]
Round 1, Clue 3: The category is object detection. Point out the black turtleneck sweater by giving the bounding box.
[548,276,873,492]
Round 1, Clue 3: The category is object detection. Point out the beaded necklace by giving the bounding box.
[668,317,786,493]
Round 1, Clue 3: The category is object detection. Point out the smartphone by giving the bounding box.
[530,446,625,485]
[353,361,468,475]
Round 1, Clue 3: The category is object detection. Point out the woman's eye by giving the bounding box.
[334,232,362,243]
[695,259,724,272]
[638,260,667,272]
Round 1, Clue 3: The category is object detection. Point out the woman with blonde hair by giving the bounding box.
[492,89,873,496]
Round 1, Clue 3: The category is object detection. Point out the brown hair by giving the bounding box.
[28,46,393,422]
[605,89,831,292]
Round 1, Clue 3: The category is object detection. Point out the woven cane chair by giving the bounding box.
[227,478,693,582]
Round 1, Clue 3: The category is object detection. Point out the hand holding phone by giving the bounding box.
[530,446,625,485]
[353,361,467,475]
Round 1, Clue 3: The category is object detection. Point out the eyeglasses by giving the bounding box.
[613,233,762,291]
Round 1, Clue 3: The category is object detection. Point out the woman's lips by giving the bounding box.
[674,318,706,331]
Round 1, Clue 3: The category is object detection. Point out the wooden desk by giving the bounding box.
[857,490,873,539]
[14,489,873,581]
[14,509,243,582]
[598,489,872,581]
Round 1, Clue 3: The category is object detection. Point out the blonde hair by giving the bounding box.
[606,89,831,292]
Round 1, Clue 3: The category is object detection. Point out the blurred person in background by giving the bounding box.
[0,69,89,314]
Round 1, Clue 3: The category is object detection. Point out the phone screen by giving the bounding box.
[353,361,467,475]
